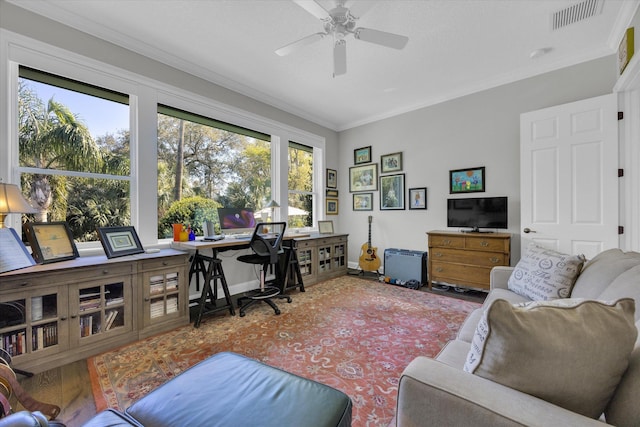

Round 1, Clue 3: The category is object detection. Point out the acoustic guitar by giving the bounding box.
[359,215,381,272]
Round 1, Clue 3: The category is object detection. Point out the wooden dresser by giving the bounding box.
[427,230,511,291]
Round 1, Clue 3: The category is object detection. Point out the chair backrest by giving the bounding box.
[249,222,286,264]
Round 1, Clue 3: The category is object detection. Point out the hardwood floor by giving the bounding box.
[13,359,96,427]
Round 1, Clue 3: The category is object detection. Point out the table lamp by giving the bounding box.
[265,199,279,221]
[0,182,37,228]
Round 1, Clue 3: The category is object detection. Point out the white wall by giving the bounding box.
[337,56,617,267]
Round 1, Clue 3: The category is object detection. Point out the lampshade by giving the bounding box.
[0,183,37,228]
[265,200,280,208]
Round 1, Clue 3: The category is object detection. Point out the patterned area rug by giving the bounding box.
[88,276,479,427]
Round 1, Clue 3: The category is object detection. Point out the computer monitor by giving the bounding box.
[217,208,256,235]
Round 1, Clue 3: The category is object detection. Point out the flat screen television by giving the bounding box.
[447,196,508,232]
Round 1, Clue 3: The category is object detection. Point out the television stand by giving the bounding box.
[461,228,494,233]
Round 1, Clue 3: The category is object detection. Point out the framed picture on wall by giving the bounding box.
[380,174,405,210]
[409,187,427,210]
[349,164,378,192]
[326,198,339,215]
[354,146,372,164]
[353,193,373,211]
[381,152,403,173]
[449,166,485,193]
[326,169,337,188]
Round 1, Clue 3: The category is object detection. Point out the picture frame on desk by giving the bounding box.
[0,228,36,273]
[23,221,79,264]
[97,226,145,258]
[318,220,334,234]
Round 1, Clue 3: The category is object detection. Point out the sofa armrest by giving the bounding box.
[397,357,605,427]
[0,411,49,427]
[490,266,513,290]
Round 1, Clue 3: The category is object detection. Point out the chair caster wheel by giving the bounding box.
[286,297,292,303]
[275,309,281,315]
[240,312,246,317]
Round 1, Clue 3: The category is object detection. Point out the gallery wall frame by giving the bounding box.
[326,168,337,188]
[380,173,405,210]
[97,226,145,259]
[354,146,372,164]
[349,164,378,192]
[409,187,427,210]
[353,193,373,211]
[326,198,339,215]
[326,189,339,197]
[449,166,485,193]
[23,221,79,264]
[381,152,403,173]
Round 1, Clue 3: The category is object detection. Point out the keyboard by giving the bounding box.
[232,235,252,240]
[203,235,225,241]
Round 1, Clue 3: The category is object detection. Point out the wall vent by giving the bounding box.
[552,0,603,30]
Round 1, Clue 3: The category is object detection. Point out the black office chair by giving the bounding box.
[236,222,292,317]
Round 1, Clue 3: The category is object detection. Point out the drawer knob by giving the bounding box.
[20,282,29,287]
[434,252,443,257]
[102,269,109,275]
[490,257,500,263]
[436,267,443,272]
[442,239,451,245]
[162,261,168,266]
[480,241,489,247]
[60,317,67,321]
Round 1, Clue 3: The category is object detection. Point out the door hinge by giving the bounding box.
[618,111,624,120]
[619,169,624,177]
[619,226,624,235]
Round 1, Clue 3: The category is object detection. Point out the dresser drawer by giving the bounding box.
[429,248,507,267]
[430,261,491,289]
[428,235,465,249]
[139,257,187,271]
[465,236,508,252]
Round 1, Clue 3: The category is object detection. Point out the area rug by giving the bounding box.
[88,276,480,427]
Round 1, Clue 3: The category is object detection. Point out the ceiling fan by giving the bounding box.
[276,0,409,77]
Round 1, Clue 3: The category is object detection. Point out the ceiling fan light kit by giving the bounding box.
[277,0,409,77]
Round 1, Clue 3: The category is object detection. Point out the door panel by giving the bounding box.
[520,94,618,259]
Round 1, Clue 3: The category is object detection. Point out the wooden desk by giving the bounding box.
[171,234,309,326]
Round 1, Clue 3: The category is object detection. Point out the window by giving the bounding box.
[288,142,313,228]
[157,105,272,238]
[17,67,130,242]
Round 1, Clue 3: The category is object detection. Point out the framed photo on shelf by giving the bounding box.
[449,166,485,193]
[97,226,145,259]
[326,189,339,197]
[381,152,403,173]
[349,163,378,192]
[326,198,339,215]
[354,146,372,164]
[24,221,79,264]
[326,169,337,188]
[318,220,334,234]
[409,187,427,210]
[380,173,405,210]
[353,193,373,211]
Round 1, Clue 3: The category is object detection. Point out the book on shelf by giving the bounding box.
[105,310,119,331]
[106,297,125,306]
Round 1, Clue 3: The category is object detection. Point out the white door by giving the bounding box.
[520,94,618,259]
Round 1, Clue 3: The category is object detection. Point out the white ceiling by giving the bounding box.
[8,0,638,131]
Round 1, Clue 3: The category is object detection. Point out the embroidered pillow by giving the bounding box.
[463,298,637,419]
[508,244,585,300]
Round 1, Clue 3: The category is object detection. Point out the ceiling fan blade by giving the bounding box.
[342,0,374,19]
[333,39,347,77]
[354,27,409,50]
[276,32,326,56]
[292,0,331,20]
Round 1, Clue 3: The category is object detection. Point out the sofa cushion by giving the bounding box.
[507,244,585,301]
[605,344,640,427]
[434,339,471,369]
[571,249,640,300]
[463,298,637,419]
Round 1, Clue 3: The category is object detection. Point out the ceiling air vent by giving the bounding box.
[552,0,603,30]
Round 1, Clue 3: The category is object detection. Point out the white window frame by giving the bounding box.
[0,29,326,250]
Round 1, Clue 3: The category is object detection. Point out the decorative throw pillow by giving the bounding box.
[508,244,586,300]
[463,298,637,419]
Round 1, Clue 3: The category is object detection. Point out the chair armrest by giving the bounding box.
[490,266,513,290]
[397,357,604,427]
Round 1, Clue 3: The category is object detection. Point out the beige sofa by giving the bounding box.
[397,248,640,426]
